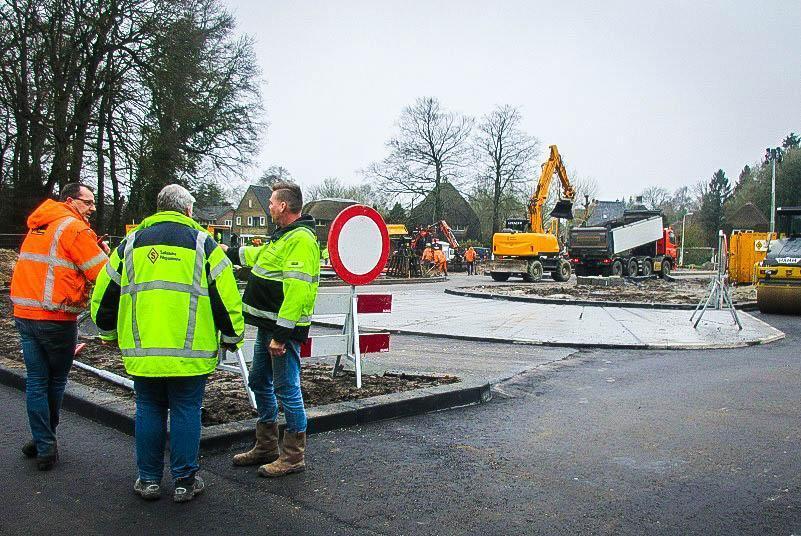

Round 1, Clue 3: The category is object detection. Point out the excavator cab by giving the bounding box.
[550,200,574,220]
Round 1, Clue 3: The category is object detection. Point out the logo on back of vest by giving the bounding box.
[147,248,159,263]
[288,260,303,268]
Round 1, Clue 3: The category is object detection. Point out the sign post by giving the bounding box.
[327,205,390,388]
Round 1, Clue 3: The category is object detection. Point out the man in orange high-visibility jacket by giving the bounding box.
[10,183,109,471]
[433,246,448,276]
[464,246,477,276]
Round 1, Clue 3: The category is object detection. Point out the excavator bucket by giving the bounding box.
[550,200,574,220]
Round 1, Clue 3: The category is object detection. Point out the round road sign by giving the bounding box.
[328,205,390,286]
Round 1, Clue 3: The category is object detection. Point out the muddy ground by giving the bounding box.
[465,275,757,304]
[0,297,458,426]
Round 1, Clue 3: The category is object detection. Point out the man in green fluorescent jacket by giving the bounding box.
[91,184,244,503]
[223,181,319,477]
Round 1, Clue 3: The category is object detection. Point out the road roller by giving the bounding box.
[756,206,801,314]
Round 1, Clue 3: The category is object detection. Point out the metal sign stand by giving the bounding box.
[332,285,363,388]
[690,230,742,330]
[218,347,257,408]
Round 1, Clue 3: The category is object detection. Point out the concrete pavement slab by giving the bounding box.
[314,290,784,350]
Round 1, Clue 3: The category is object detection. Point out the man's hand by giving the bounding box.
[219,243,229,252]
[268,338,286,358]
[100,241,111,255]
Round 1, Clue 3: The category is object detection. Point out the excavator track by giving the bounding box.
[756,282,801,314]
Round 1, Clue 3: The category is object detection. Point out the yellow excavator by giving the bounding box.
[756,206,801,314]
[487,144,575,282]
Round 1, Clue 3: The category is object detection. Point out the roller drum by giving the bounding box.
[756,283,801,315]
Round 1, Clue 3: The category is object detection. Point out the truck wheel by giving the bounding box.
[641,259,653,277]
[611,260,623,277]
[552,260,572,282]
[626,258,639,277]
[660,260,672,278]
[490,271,510,282]
[522,260,543,282]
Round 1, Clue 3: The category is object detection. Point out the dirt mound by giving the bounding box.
[467,277,757,305]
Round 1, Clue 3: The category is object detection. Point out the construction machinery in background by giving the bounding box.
[728,230,775,285]
[756,206,801,314]
[411,220,464,272]
[568,210,677,277]
[487,145,575,282]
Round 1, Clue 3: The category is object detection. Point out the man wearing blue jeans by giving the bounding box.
[91,185,244,502]
[224,181,320,477]
[10,183,110,471]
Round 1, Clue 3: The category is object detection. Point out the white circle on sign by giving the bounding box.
[337,215,383,275]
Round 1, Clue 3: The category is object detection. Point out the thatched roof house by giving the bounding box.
[728,202,769,232]
[407,182,481,241]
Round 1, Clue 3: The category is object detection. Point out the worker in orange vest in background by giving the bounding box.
[464,246,477,276]
[10,183,109,471]
[433,245,448,277]
[421,243,435,272]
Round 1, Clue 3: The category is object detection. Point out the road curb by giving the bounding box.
[444,288,758,312]
[0,363,490,450]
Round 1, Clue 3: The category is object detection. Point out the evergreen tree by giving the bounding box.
[783,132,800,150]
[386,202,406,224]
[699,169,731,245]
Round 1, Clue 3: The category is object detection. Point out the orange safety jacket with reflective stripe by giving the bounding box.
[11,199,108,321]
[464,248,476,262]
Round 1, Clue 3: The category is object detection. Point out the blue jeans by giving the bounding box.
[133,376,206,481]
[249,328,307,432]
[15,318,77,455]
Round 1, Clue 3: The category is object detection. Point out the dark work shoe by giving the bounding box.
[134,479,162,501]
[173,474,204,503]
[36,449,58,471]
[22,441,37,459]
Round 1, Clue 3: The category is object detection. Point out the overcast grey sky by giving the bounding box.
[222,0,801,200]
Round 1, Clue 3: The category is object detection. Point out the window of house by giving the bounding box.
[248,199,252,208]
[224,219,232,227]
[259,216,266,226]
[247,216,253,226]
[236,216,241,225]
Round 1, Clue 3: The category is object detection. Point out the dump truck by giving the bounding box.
[487,145,575,282]
[568,210,677,277]
[756,206,801,314]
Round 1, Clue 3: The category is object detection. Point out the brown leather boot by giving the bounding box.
[232,422,279,466]
[258,431,306,477]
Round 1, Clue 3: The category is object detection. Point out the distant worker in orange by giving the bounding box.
[10,183,110,471]
[421,242,435,271]
[464,246,476,276]
[433,245,448,277]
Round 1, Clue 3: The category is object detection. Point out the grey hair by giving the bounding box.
[157,184,195,213]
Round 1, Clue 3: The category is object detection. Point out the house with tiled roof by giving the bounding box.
[232,185,273,244]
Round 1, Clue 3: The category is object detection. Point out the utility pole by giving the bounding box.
[680,212,693,267]
[765,147,782,234]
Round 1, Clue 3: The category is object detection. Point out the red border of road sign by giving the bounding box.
[328,205,390,286]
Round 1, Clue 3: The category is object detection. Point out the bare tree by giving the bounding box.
[367,97,473,222]
[258,165,292,186]
[472,105,539,236]
[306,177,380,206]
[640,186,670,210]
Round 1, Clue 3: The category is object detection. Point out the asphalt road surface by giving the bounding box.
[0,312,798,535]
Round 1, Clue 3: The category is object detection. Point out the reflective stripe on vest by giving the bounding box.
[12,217,86,314]
[209,256,232,282]
[251,265,319,283]
[122,230,210,352]
[120,347,218,359]
[242,303,311,325]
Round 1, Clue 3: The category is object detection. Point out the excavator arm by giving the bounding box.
[528,145,575,234]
